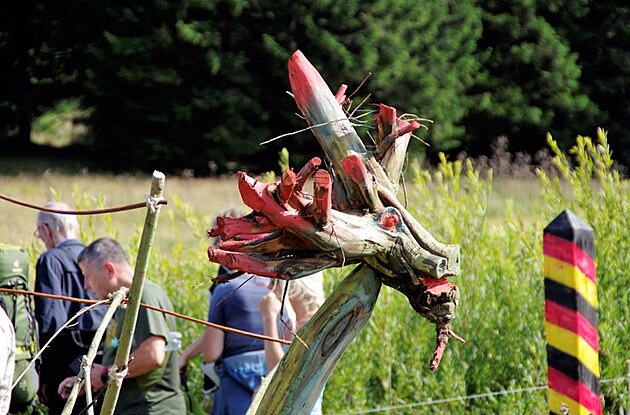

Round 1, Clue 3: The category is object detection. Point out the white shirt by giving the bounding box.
[0,307,15,415]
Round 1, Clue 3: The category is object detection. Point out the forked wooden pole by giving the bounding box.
[61,288,128,415]
[100,171,165,415]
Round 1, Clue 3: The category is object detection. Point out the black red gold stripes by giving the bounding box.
[543,210,601,415]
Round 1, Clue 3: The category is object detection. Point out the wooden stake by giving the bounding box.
[100,171,165,415]
[544,209,601,415]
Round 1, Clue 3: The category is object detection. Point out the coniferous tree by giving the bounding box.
[81,0,268,173]
[208,0,483,163]
[0,1,93,148]
[539,0,630,165]
[81,0,484,172]
[461,0,599,157]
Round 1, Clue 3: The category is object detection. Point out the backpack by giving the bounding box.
[0,243,39,413]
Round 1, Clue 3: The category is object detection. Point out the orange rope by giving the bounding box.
[0,287,290,345]
[0,193,167,215]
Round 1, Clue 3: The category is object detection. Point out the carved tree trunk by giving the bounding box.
[209,50,464,414]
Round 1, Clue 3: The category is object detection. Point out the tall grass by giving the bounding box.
[0,130,628,413]
[324,129,628,414]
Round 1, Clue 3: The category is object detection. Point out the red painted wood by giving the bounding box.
[278,168,297,205]
[237,172,267,212]
[543,233,596,282]
[548,366,602,415]
[208,216,276,241]
[335,84,348,105]
[311,169,332,225]
[207,246,283,279]
[237,171,315,232]
[288,50,331,120]
[342,154,369,185]
[375,104,397,138]
[396,120,420,137]
[378,213,399,230]
[295,157,322,192]
[418,277,457,296]
[545,300,599,351]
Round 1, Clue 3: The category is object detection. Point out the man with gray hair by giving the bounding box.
[34,202,105,414]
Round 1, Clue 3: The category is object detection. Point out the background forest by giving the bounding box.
[1,0,629,174]
[1,1,630,413]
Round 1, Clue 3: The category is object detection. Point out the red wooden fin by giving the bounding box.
[278,168,297,205]
[310,169,332,225]
[335,84,348,105]
[207,246,282,279]
[210,216,277,241]
[238,171,267,212]
[375,104,397,140]
[295,157,322,192]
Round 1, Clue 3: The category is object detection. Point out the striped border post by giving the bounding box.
[544,209,601,415]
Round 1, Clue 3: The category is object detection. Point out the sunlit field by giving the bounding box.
[1,130,628,414]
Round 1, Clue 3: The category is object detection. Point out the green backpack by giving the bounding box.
[0,243,39,413]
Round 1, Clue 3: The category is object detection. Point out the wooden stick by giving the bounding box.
[288,51,396,210]
[100,171,165,415]
[309,169,332,225]
[61,288,128,415]
[7,300,109,403]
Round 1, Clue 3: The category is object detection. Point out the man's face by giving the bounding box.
[79,259,111,300]
[35,222,55,250]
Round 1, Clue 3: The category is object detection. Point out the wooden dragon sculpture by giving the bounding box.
[207,50,463,414]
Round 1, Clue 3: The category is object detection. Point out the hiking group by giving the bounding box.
[1,202,326,415]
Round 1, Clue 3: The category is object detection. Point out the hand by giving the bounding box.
[178,354,189,372]
[259,292,282,322]
[90,363,108,391]
[58,376,79,399]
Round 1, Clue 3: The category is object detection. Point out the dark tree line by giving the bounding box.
[1,0,628,174]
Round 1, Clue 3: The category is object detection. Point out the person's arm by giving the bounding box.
[58,335,166,398]
[259,292,286,370]
[201,326,224,363]
[125,335,166,377]
[179,334,204,370]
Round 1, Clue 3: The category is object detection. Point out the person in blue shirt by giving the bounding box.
[202,273,271,415]
[34,202,106,414]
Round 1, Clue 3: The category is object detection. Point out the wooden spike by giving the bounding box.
[278,169,297,205]
[295,157,322,192]
[310,169,333,225]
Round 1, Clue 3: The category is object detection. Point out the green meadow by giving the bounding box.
[1,130,628,414]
